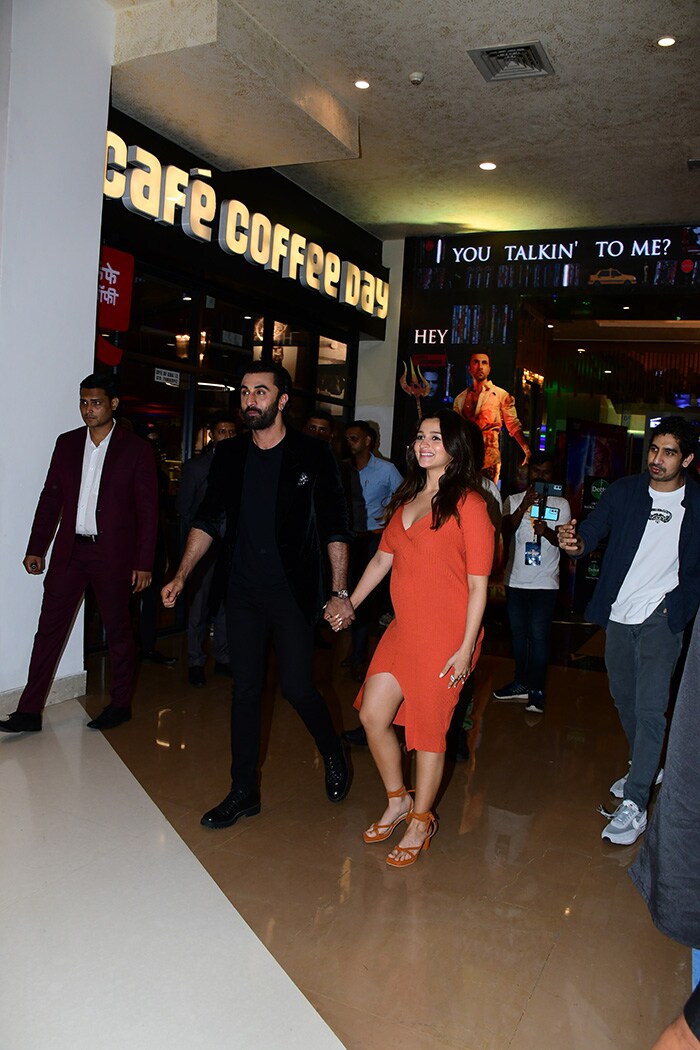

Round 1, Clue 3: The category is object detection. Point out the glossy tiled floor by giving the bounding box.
[3,621,691,1049]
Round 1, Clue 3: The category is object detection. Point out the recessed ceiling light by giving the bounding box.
[182,293,192,301]
[577,347,586,353]
[547,323,554,329]
[604,369,612,374]
[623,305,630,310]
[354,79,370,90]
[479,161,497,171]
[657,36,676,47]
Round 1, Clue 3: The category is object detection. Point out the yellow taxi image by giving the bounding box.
[588,267,637,285]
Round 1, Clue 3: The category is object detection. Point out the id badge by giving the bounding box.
[524,541,542,566]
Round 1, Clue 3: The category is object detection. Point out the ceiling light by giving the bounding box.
[623,305,630,310]
[547,323,554,329]
[354,79,370,90]
[182,292,192,301]
[577,347,586,353]
[657,36,676,47]
[604,369,612,374]
[479,162,497,171]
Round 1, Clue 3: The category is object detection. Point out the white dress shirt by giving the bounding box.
[75,422,115,536]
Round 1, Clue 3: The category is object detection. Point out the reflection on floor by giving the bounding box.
[5,625,692,1050]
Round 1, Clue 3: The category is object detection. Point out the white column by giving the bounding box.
[0,0,115,711]
[355,239,404,456]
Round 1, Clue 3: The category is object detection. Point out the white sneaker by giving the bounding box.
[601,799,647,845]
[609,767,664,799]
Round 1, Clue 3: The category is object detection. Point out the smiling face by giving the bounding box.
[647,433,693,490]
[414,417,453,474]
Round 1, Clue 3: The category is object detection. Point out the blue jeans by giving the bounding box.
[505,587,559,693]
[604,602,682,810]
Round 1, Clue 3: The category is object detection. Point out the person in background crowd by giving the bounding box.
[162,363,352,828]
[176,414,237,687]
[137,428,178,668]
[558,416,700,845]
[453,350,530,483]
[0,373,158,734]
[493,452,570,715]
[303,410,333,444]
[343,420,403,682]
[333,412,493,867]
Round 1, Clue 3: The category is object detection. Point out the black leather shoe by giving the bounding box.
[188,666,206,687]
[86,705,132,730]
[201,788,261,829]
[342,725,368,748]
[141,649,177,667]
[213,661,233,677]
[324,747,350,803]
[0,711,42,734]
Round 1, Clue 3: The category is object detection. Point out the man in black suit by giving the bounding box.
[162,362,353,827]
[176,413,237,687]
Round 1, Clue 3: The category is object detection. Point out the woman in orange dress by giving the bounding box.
[329,411,494,866]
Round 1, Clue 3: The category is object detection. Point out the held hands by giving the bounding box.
[324,595,355,632]
[161,576,185,608]
[23,555,45,575]
[439,648,473,689]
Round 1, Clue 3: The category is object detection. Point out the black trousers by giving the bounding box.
[227,582,339,791]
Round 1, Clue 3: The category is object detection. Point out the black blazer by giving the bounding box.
[194,428,350,622]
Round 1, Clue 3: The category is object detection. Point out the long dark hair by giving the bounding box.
[384,411,481,529]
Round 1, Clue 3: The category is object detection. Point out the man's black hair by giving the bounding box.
[651,416,698,461]
[529,450,554,468]
[208,412,238,430]
[306,409,333,426]
[240,360,292,398]
[80,372,119,400]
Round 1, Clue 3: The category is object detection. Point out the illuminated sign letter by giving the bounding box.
[158,165,189,227]
[340,262,361,308]
[301,243,324,291]
[246,212,272,266]
[182,179,216,243]
[359,272,376,315]
[281,232,307,281]
[321,252,341,299]
[266,223,290,274]
[104,131,127,200]
[218,199,249,255]
[375,279,390,319]
[123,145,162,220]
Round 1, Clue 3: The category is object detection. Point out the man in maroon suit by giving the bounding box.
[0,373,158,734]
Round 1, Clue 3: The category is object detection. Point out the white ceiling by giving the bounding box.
[108,0,699,240]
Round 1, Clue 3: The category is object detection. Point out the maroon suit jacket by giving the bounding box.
[26,425,159,580]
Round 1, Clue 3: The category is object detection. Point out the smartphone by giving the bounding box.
[531,504,560,522]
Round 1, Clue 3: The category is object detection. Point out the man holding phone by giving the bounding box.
[493,453,570,714]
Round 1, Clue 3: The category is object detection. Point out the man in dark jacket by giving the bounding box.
[0,373,158,734]
[176,413,237,687]
[163,363,353,827]
[558,416,700,846]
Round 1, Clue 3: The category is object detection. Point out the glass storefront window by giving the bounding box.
[317,336,348,400]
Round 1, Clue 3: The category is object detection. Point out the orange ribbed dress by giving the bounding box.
[354,490,494,752]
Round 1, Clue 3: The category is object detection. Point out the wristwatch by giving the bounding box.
[331,589,349,599]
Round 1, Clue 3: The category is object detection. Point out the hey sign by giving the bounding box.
[97,246,134,332]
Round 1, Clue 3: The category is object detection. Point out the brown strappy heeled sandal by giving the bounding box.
[362,787,414,843]
[386,810,437,867]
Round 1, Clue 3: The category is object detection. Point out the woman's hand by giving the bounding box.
[439,648,473,689]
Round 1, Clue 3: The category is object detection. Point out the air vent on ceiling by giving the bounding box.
[468,40,555,82]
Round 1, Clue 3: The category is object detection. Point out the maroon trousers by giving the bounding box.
[18,542,135,714]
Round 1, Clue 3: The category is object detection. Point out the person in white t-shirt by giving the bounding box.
[493,454,570,715]
[557,416,700,846]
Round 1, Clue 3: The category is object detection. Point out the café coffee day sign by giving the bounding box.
[103,131,389,320]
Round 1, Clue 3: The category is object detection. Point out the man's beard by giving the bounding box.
[244,400,279,430]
